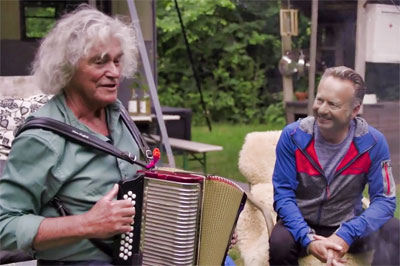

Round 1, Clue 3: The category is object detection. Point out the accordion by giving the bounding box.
[113,169,246,266]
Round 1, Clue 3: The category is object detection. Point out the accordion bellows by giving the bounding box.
[199,177,246,265]
[114,169,246,266]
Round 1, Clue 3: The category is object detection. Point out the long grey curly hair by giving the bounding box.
[32,4,138,95]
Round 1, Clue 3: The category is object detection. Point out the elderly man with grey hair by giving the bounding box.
[269,66,399,266]
[0,5,141,265]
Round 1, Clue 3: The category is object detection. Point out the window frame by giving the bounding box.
[19,0,111,40]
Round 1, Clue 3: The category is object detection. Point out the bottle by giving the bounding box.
[128,88,138,115]
[139,89,151,115]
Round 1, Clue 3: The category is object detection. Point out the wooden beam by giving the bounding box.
[355,0,367,79]
[307,0,318,115]
[355,0,368,114]
[281,36,294,104]
[281,0,294,107]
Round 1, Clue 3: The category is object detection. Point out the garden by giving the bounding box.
[155,0,399,225]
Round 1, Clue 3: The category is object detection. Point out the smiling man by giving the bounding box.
[0,5,142,265]
[269,66,399,266]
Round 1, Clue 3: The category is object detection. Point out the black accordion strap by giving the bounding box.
[51,197,113,257]
[16,116,148,169]
[119,108,153,162]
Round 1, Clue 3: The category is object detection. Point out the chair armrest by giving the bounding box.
[246,192,275,237]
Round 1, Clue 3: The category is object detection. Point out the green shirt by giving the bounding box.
[0,94,140,261]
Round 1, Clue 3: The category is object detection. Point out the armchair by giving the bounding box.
[235,130,373,266]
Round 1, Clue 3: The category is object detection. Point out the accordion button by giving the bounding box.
[132,194,136,199]
[125,243,129,248]
[123,194,128,199]
[120,246,124,252]
[124,255,128,260]
[131,200,136,206]
[131,226,134,231]
[129,232,133,237]
[128,191,133,196]
[121,233,126,238]
[128,245,132,250]
[121,240,125,245]
[128,251,132,256]
[125,236,130,241]
[119,253,124,258]
[129,239,133,244]
[124,249,128,254]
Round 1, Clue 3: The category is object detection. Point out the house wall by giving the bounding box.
[0,1,36,76]
[0,1,20,40]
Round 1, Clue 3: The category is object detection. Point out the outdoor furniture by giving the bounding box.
[144,134,223,173]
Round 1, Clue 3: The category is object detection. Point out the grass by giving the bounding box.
[397,191,400,218]
[174,122,283,183]
[228,246,244,266]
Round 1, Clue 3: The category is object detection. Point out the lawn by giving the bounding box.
[175,122,284,183]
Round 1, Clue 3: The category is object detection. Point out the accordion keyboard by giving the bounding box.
[113,175,144,266]
[117,190,136,261]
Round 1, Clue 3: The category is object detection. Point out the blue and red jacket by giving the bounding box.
[273,117,396,248]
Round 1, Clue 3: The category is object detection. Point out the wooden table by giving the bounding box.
[144,134,223,173]
[131,114,181,122]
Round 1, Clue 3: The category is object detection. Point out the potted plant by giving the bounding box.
[294,76,308,101]
[295,90,308,101]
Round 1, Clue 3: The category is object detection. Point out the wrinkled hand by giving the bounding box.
[308,234,346,265]
[229,231,238,249]
[82,184,135,239]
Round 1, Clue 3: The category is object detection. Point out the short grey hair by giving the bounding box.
[321,66,367,105]
[32,4,138,95]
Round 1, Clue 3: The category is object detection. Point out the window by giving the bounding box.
[23,5,56,38]
[20,0,111,40]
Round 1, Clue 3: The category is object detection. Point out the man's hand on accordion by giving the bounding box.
[229,231,238,249]
[82,184,136,239]
[33,184,136,251]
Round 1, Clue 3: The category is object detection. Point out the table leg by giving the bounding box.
[183,152,188,170]
[202,152,207,173]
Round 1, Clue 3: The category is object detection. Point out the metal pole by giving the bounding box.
[307,0,318,115]
[127,0,176,167]
[173,0,212,132]
[88,0,96,8]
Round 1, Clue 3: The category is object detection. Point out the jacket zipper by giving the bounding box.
[292,136,327,225]
[333,145,374,178]
[291,135,374,225]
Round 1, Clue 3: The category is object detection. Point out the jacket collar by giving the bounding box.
[292,116,376,154]
[51,93,123,141]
